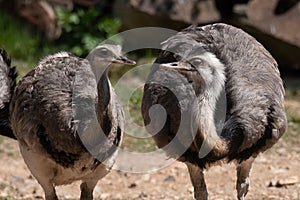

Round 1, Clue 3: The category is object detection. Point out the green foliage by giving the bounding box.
[129,87,144,126]
[0,197,13,200]
[289,116,300,124]
[0,12,41,62]
[122,134,157,153]
[56,5,122,57]
[0,5,123,75]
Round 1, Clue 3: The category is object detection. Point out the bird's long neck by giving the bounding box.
[194,90,229,160]
[93,67,111,115]
[97,69,111,111]
[90,63,115,138]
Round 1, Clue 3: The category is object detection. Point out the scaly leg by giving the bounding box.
[80,180,98,200]
[186,162,208,200]
[80,164,109,200]
[40,181,58,200]
[236,157,255,200]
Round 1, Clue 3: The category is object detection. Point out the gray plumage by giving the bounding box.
[0,48,17,139]
[10,44,135,200]
[142,23,286,200]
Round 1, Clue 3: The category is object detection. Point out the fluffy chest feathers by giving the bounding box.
[10,54,120,170]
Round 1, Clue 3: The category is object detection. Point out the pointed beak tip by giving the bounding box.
[113,56,136,65]
[127,60,136,65]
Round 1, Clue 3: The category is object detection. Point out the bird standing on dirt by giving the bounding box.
[0,48,17,140]
[10,44,135,200]
[142,23,286,200]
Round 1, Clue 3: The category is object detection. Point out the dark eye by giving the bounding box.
[189,58,203,67]
[98,48,112,57]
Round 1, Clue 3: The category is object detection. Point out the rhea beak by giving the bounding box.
[113,56,136,65]
[160,62,196,71]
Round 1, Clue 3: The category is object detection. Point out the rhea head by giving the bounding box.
[160,46,226,98]
[86,44,135,79]
[87,44,135,67]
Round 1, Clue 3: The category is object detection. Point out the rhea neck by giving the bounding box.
[91,60,113,112]
[195,88,219,130]
[189,66,228,156]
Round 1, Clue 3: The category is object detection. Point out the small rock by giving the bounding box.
[128,182,137,188]
[142,174,151,181]
[171,185,177,191]
[139,191,147,198]
[256,155,269,164]
[100,193,110,199]
[33,195,43,199]
[270,166,289,174]
[171,168,177,174]
[28,175,34,179]
[268,180,278,187]
[277,176,299,187]
[11,175,25,182]
[164,175,176,182]
[276,147,287,154]
[268,176,299,187]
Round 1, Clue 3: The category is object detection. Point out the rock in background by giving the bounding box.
[247,0,300,50]
[1,0,299,70]
[116,0,300,71]
[129,0,220,24]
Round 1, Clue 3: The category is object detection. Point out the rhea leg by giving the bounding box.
[19,145,58,200]
[39,181,58,200]
[80,164,110,200]
[186,162,208,200]
[236,157,255,200]
[80,180,98,200]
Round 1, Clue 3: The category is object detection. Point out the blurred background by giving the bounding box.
[0,0,299,199]
[1,0,300,72]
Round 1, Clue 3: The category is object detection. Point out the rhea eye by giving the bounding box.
[98,48,111,57]
[189,58,203,67]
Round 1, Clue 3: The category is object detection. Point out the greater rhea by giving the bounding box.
[10,44,135,200]
[142,23,286,200]
[0,48,17,139]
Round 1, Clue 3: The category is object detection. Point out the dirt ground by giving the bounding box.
[0,100,299,200]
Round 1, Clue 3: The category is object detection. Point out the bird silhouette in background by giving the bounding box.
[0,48,17,140]
[10,44,135,200]
[142,23,286,200]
